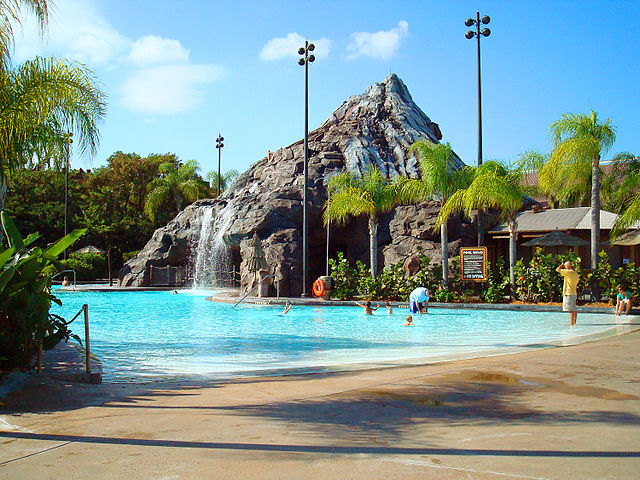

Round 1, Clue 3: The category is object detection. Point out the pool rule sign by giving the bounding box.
[460,247,488,282]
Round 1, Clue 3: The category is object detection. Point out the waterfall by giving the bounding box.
[192,203,234,289]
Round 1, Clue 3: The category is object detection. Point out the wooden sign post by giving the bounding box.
[460,247,488,282]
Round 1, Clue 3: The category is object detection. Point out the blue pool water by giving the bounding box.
[52,289,629,382]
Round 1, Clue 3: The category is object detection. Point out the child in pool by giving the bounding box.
[356,301,379,315]
[386,300,393,314]
[404,315,414,326]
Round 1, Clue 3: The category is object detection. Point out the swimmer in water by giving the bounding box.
[355,300,379,315]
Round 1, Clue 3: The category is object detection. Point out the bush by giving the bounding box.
[49,252,106,281]
[482,257,510,303]
[0,213,85,373]
[328,252,358,299]
[122,250,140,263]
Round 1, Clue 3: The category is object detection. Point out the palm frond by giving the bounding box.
[611,191,640,239]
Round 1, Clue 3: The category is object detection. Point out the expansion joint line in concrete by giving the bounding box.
[0,441,71,467]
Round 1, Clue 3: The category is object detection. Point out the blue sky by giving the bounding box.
[13,0,640,176]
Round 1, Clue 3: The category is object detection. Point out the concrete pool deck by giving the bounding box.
[1,328,639,479]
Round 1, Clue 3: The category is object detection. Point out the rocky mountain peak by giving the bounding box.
[119,75,472,293]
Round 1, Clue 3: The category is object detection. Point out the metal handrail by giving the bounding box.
[52,269,77,289]
[233,274,276,308]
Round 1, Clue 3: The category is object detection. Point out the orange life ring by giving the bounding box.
[312,278,325,297]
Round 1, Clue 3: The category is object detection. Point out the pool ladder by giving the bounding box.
[233,274,276,308]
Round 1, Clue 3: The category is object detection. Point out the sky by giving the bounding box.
[12,0,640,177]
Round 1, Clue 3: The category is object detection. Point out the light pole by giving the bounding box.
[298,40,315,296]
[465,12,491,246]
[63,132,73,259]
[215,134,224,197]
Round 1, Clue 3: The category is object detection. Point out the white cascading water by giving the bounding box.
[192,203,234,289]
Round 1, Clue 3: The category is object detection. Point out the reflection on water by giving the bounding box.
[52,289,632,382]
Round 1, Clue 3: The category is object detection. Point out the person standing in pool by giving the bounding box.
[556,261,579,326]
[356,301,379,315]
[386,300,393,314]
[404,315,414,326]
[409,287,429,314]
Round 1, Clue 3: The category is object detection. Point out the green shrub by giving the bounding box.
[123,250,140,263]
[482,257,510,303]
[0,213,85,373]
[433,285,456,302]
[328,252,358,299]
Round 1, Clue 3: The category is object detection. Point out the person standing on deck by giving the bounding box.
[556,261,580,326]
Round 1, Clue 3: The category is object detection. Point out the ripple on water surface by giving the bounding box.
[52,289,630,382]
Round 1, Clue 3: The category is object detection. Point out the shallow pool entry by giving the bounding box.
[52,289,632,382]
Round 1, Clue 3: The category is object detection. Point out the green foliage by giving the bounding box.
[1,56,107,184]
[433,286,456,302]
[0,212,85,373]
[514,249,584,303]
[328,252,358,299]
[330,250,444,301]
[57,252,105,281]
[122,250,140,263]
[590,251,640,302]
[144,158,210,221]
[482,257,510,303]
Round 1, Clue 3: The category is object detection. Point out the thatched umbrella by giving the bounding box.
[74,245,105,254]
[607,230,640,246]
[522,231,589,247]
[246,232,268,283]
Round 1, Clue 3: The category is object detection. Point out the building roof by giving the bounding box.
[490,207,621,234]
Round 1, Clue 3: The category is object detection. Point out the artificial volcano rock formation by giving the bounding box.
[119,74,475,294]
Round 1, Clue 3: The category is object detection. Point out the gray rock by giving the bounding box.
[119,74,474,293]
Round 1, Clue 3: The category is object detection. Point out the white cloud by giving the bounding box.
[259,32,331,61]
[14,0,225,116]
[128,35,189,66]
[120,64,224,115]
[14,0,130,65]
[347,21,409,61]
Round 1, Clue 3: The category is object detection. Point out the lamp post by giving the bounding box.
[63,132,73,259]
[465,12,491,246]
[215,134,224,197]
[298,40,315,296]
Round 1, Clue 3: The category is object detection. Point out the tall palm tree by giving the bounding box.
[0,57,107,209]
[439,161,523,294]
[1,0,50,70]
[544,110,616,274]
[324,166,401,277]
[206,169,239,196]
[395,141,472,285]
[144,159,210,221]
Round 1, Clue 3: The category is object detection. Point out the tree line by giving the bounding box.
[5,151,238,269]
[325,110,640,299]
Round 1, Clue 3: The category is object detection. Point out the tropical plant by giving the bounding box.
[144,159,210,221]
[602,152,640,215]
[439,161,523,294]
[0,56,107,209]
[513,149,547,200]
[324,167,402,277]
[0,0,50,70]
[206,169,239,196]
[0,211,85,372]
[540,110,616,277]
[395,141,472,285]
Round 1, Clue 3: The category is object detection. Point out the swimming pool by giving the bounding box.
[52,289,630,382]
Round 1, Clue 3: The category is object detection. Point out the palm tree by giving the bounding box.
[144,159,210,221]
[395,141,472,285]
[543,110,616,275]
[1,0,50,70]
[0,57,107,210]
[439,161,523,294]
[602,152,640,215]
[610,155,640,238]
[206,169,239,196]
[324,166,402,277]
